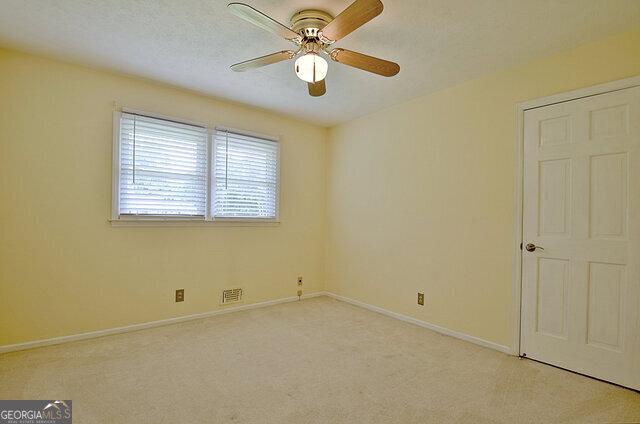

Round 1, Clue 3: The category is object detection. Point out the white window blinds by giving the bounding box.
[118,113,208,216]
[213,129,279,219]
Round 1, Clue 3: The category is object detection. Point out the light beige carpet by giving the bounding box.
[1,296,638,423]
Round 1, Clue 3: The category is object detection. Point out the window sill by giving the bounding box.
[109,218,280,227]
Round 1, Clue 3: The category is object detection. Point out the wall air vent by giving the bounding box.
[221,288,243,305]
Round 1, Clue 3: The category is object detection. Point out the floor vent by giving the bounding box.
[221,288,243,305]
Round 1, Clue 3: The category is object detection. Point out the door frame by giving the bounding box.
[511,75,640,356]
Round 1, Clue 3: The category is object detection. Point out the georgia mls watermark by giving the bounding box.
[0,400,72,424]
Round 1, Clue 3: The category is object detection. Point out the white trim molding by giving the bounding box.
[326,292,511,354]
[0,292,326,354]
[516,75,640,111]
[3,291,513,355]
[512,75,640,357]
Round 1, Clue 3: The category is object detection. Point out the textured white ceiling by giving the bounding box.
[0,0,638,126]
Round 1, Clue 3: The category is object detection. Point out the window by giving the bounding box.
[117,113,208,217]
[213,129,279,219]
[113,111,279,222]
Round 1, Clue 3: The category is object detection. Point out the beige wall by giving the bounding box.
[325,28,640,348]
[2,28,640,350]
[0,49,327,346]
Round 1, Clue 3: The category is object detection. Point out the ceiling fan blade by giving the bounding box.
[231,50,295,72]
[228,3,302,42]
[319,0,383,42]
[308,80,326,97]
[330,48,399,77]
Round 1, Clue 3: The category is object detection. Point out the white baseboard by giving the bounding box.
[0,291,327,354]
[1,291,512,355]
[325,292,513,354]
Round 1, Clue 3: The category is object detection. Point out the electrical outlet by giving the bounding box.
[297,276,303,286]
[175,289,184,302]
[417,292,424,306]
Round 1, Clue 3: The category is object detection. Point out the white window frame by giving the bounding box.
[111,109,280,225]
[211,126,281,223]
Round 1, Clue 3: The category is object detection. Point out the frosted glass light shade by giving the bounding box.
[294,53,328,83]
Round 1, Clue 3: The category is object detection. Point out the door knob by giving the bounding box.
[525,243,544,252]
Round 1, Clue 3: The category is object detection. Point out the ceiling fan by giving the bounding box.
[228,0,400,97]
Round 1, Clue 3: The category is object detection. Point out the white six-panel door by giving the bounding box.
[521,85,640,390]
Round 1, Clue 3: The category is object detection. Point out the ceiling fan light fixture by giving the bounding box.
[228,1,399,97]
[294,53,328,83]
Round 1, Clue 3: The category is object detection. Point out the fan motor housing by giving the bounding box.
[290,9,333,38]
